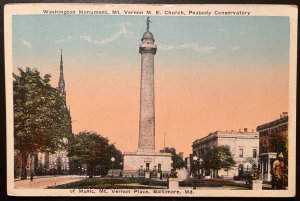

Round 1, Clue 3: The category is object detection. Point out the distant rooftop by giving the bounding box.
[193,128,258,146]
[257,112,288,131]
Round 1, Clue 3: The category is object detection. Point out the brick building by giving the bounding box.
[256,112,288,182]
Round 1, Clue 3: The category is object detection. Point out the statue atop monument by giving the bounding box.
[146,17,152,31]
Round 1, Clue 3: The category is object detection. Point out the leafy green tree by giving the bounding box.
[160,147,186,169]
[199,145,235,176]
[13,67,71,179]
[269,131,288,165]
[215,146,236,171]
[198,146,214,175]
[68,131,123,177]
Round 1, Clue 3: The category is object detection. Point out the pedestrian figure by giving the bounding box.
[271,152,286,189]
[244,171,252,189]
[30,172,34,181]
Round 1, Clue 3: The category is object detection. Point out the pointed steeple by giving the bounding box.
[58,49,66,104]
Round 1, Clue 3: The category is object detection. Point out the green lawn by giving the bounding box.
[48,177,249,189]
[48,177,167,189]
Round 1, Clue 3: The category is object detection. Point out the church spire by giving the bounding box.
[58,49,66,103]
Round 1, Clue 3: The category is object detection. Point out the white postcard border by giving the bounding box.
[5,3,298,197]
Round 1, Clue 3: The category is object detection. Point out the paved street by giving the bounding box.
[14,175,86,189]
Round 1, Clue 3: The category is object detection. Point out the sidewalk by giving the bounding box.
[14,175,86,189]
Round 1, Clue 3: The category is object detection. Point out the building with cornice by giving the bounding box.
[192,129,259,178]
[256,112,288,182]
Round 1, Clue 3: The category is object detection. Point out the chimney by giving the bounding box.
[280,112,288,118]
[244,128,248,132]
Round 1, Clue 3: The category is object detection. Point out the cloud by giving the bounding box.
[80,23,131,46]
[218,27,226,32]
[159,43,216,54]
[97,52,110,57]
[232,46,240,50]
[21,39,31,48]
[55,36,73,44]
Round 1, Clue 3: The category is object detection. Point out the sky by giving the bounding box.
[12,15,290,157]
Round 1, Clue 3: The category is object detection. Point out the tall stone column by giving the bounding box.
[123,18,172,177]
[138,22,157,153]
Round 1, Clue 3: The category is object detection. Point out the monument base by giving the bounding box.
[123,151,172,177]
[252,179,263,190]
[168,178,179,189]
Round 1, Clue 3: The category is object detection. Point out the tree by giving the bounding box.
[14,67,71,179]
[199,145,235,176]
[160,147,186,169]
[198,146,214,175]
[68,131,123,177]
[215,146,236,171]
[269,131,288,165]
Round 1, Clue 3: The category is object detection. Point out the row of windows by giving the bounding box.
[239,148,257,158]
[194,148,258,158]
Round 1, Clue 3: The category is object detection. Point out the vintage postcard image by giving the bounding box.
[5,3,297,197]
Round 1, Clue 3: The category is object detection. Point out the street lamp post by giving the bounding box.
[54,162,57,177]
[193,155,198,190]
[84,167,87,178]
[120,162,123,177]
[111,157,115,187]
[140,165,143,176]
[199,158,203,178]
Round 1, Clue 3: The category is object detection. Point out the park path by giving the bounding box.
[14,175,86,189]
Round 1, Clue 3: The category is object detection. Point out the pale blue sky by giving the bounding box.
[12,15,290,154]
[13,15,290,73]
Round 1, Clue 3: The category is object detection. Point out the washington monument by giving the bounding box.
[138,16,157,153]
[123,17,171,177]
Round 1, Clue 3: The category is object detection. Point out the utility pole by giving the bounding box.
[164,132,166,152]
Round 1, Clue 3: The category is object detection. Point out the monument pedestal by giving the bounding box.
[123,152,172,177]
[252,179,263,190]
[168,178,179,189]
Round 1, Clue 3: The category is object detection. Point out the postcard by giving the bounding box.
[5,3,297,197]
